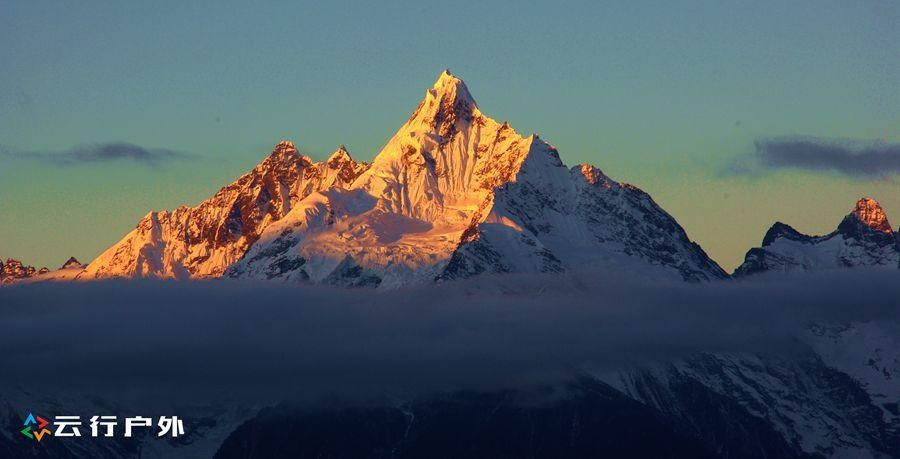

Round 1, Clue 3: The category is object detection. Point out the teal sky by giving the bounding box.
[2,0,899,271]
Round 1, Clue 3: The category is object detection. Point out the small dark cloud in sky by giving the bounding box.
[1,142,196,167]
[726,136,900,178]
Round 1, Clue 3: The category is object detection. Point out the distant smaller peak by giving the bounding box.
[842,196,893,234]
[61,256,83,270]
[762,222,808,246]
[327,145,353,164]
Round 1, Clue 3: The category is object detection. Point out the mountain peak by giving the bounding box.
[325,144,368,176]
[274,140,296,151]
[440,71,474,102]
[61,256,83,269]
[432,69,464,90]
[268,140,300,159]
[258,140,305,172]
[328,144,351,161]
[427,69,475,105]
[407,70,477,131]
[761,221,808,246]
[846,197,892,234]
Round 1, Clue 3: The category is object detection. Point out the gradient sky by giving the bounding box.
[2,0,899,271]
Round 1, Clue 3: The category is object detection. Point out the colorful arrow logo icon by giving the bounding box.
[21,412,51,442]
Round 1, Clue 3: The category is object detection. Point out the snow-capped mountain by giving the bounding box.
[734,197,900,276]
[82,142,368,279]
[225,71,726,285]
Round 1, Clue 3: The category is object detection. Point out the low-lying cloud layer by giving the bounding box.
[1,270,897,404]
[727,136,900,178]
[1,142,194,167]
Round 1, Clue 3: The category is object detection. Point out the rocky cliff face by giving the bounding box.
[734,197,900,277]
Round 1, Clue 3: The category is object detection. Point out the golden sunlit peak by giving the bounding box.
[430,69,471,99]
[578,164,615,188]
[851,197,892,233]
[435,69,456,84]
[275,140,295,150]
[328,145,353,163]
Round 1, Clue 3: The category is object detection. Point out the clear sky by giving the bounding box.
[2,0,899,271]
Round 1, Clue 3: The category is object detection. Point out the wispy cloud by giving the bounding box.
[726,136,900,178]
[1,142,196,167]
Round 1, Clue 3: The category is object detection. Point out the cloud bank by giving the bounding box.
[727,136,900,178]
[0,270,897,405]
[1,142,195,167]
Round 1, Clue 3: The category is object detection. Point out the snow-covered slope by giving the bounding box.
[603,319,900,458]
[605,345,899,458]
[807,321,900,448]
[226,71,726,285]
[734,197,900,277]
[82,142,368,279]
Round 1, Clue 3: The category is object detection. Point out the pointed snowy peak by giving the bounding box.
[429,69,476,104]
[407,70,479,138]
[324,144,368,183]
[61,257,83,269]
[259,140,303,166]
[248,140,311,178]
[839,197,893,235]
[326,144,353,166]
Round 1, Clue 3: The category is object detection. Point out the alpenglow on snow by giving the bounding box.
[80,71,727,286]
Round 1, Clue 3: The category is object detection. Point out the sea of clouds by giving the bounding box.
[0,270,897,406]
